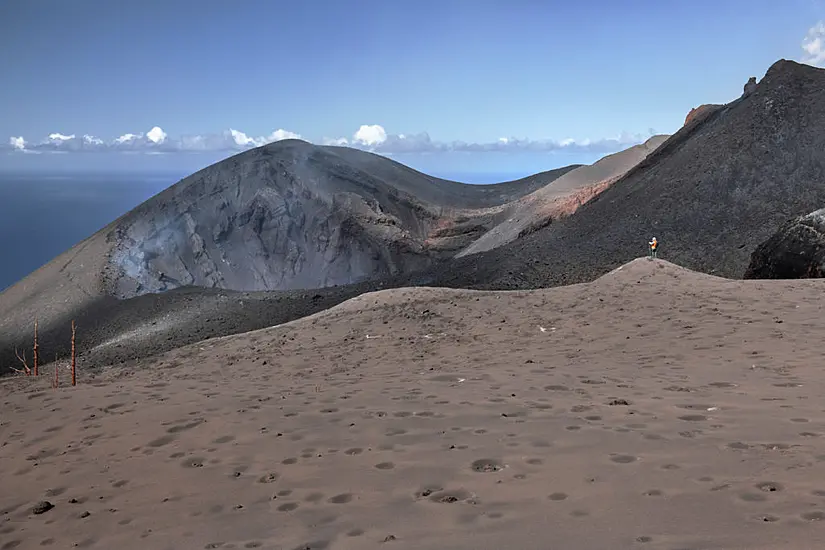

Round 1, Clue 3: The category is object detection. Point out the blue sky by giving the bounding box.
[1,0,824,177]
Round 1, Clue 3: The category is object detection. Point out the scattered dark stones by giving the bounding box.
[181,457,205,468]
[31,501,54,515]
[471,459,503,472]
[258,473,278,484]
[428,489,471,504]
[756,482,783,493]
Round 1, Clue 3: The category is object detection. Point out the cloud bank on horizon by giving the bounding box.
[4,124,658,158]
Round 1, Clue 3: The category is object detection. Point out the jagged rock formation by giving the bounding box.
[743,76,758,96]
[743,208,825,279]
[684,104,721,126]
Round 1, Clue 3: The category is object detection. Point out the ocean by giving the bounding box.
[0,172,182,292]
[0,170,526,292]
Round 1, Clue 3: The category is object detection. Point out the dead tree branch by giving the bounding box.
[11,348,31,376]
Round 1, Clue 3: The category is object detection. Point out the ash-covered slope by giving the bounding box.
[107,140,575,297]
[457,134,669,257]
[0,140,577,374]
[32,140,569,302]
[425,59,825,289]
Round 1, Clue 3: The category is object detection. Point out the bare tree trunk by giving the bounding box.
[71,320,76,387]
[33,318,39,377]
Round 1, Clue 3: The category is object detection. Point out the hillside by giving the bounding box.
[457,134,669,256]
[6,58,824,375]
[4,259,825,550]
[0,142,581,374]
[106,140,576,298]
[425,59,825,289]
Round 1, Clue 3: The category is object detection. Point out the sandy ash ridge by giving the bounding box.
[4,259,825,550]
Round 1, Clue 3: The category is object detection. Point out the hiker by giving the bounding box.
[648,236,658,259]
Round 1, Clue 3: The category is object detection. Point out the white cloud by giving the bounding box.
[146,126,167,144]
[4,123,655,157]
[115,133,141,144]
[322,137,349,146]
[266,129,301,142]
[227,128,301,148]
[229,129,257,147]
[353,124,387,146]
[802,22,825,66]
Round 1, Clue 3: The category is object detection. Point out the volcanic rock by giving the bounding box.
[684,104,721,126]
[743,76,758,96]
[743,208,825,279]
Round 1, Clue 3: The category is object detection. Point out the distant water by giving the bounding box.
[0,170,528,293]
[0,172,181,292]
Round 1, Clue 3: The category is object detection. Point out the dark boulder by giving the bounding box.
[743,208,825,279]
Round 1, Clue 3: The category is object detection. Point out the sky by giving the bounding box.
[2,0,825,177]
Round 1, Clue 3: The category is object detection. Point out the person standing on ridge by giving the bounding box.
[648,236,658,259]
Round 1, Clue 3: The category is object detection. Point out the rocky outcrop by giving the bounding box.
[743,76,758,97]
[743,208,825,279]
[684,104,721,126]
